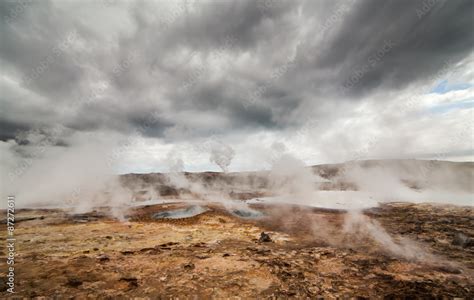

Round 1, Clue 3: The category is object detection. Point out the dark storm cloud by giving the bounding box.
[317,0,474,96]
[0,1,85,98]
[0,0,473,142]
[127,114,173,138]
[0,119,30,141]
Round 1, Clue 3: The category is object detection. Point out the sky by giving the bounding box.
[1,0,473,174]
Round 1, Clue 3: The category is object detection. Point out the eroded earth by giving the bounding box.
[1,202,473,298]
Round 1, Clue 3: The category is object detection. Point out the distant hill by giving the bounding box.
[120,159,474,201]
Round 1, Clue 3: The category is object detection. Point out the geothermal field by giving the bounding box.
[2,0,474,298]
[1,160,473,298]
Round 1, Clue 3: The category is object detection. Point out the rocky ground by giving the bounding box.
[1,202,473,299]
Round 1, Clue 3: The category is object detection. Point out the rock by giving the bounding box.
[74,255,88,260]
[259,232,272,243]
[120,276,138,288]
[183,263,195,270]
[433,264,462,274]
[452,233,474,248]
[70,214,99,223]
[158,242,179,248]
[66,278,82,288]
[97,254,110,262]
[256,248,271,255]
[139,247,160,254]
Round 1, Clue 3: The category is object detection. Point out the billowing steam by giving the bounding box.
[270,153,316,201]
[1,126,472,264]
[343,210,432,261]
[164,150,188,190]
[0,129,133,219]
[209,141,235,172]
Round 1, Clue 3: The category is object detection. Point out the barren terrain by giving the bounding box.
[1,201,473,298]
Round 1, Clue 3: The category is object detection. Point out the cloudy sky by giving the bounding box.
[1,0,473,173]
